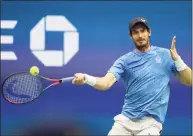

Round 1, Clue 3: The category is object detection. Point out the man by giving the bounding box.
[72,17,192,135]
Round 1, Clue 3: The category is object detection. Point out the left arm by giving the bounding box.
[176,65,192,86]
[170,36,192,86]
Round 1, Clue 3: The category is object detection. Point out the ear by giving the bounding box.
[129,32,132,39]
[148,29,151,37]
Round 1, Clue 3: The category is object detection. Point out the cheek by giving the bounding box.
[145,34,149,40]
[132,35,138,41]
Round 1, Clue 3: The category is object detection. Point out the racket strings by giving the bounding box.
[3,73,43,103]
[5,77,20,103]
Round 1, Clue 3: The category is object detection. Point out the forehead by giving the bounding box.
[132,23,147,31]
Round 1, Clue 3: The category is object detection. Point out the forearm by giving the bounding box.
[84,73,116,91]
[175,57,192,86]
[93,77,110,91]
[177,66,192,86]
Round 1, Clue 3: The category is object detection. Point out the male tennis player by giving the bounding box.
[72,17,192,135]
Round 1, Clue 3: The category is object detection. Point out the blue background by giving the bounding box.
[1,1,192,135]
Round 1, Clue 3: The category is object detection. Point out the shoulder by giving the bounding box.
[113,51,138,67]
[152,46,171,55]
[153,46,173,62]
[112,51,135,66]
[120,51,136,61]
[153,46,169,52]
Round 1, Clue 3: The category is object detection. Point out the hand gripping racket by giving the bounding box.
[1,72,74,104]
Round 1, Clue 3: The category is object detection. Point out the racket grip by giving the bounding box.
[60,77,74,83]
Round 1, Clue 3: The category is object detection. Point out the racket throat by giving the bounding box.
[59,80,62,83]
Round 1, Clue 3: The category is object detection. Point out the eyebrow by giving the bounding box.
[132,27,145,32]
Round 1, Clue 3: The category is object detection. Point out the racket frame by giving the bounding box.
[1,72,72,104]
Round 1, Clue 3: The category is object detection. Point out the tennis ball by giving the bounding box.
[30,66,39,76]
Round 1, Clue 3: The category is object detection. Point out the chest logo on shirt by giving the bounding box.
[155,56,162,64]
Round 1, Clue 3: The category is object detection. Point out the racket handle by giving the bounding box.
[60,77,74,83]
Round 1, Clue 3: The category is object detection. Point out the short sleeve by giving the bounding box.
[107,57,125,81]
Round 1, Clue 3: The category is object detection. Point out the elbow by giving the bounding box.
[187,77,192,86]
[184,80,192,86]
[100,87,109,91]
[99,84,111,91]
[186,81,192,86]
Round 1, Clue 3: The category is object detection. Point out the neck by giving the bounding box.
[136,43,151,52]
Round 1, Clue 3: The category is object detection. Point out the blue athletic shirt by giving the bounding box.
[108,46,179,123]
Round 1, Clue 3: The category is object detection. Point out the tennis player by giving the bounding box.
[72,17,192,135]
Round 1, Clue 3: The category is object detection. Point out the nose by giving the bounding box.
[138,32,143,38]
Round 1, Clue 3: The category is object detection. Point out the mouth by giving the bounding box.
[137,40,145,44]
[137,39,145,42]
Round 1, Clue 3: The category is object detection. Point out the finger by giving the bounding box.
[75,80,82,84]
[75,74,81,81]
[72,79,75,84]
[74,73,79,78]
[170,49,176,57]
[76,76,82,81]
[171,36,176,49]
[72,77,80,84]
[78,78,84,83]
[74,80,80,84]
[170,49,173,54]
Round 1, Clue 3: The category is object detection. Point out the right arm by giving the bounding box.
[72,56,125,91]
[72,72,117,91]
[94,73,117,90]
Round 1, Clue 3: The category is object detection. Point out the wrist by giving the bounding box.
[173,55,180,61]
[84,74,96,86]
[174,57,187,71]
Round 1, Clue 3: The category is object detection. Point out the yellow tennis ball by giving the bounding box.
[30,66,39,76]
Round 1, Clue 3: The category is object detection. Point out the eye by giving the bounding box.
[141,29,145,33]
[132,30,137,34]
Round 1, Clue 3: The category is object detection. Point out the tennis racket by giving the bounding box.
[1,72,74,104]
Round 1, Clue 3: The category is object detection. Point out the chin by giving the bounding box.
[135,44,148,51]
[136,44,146,48]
